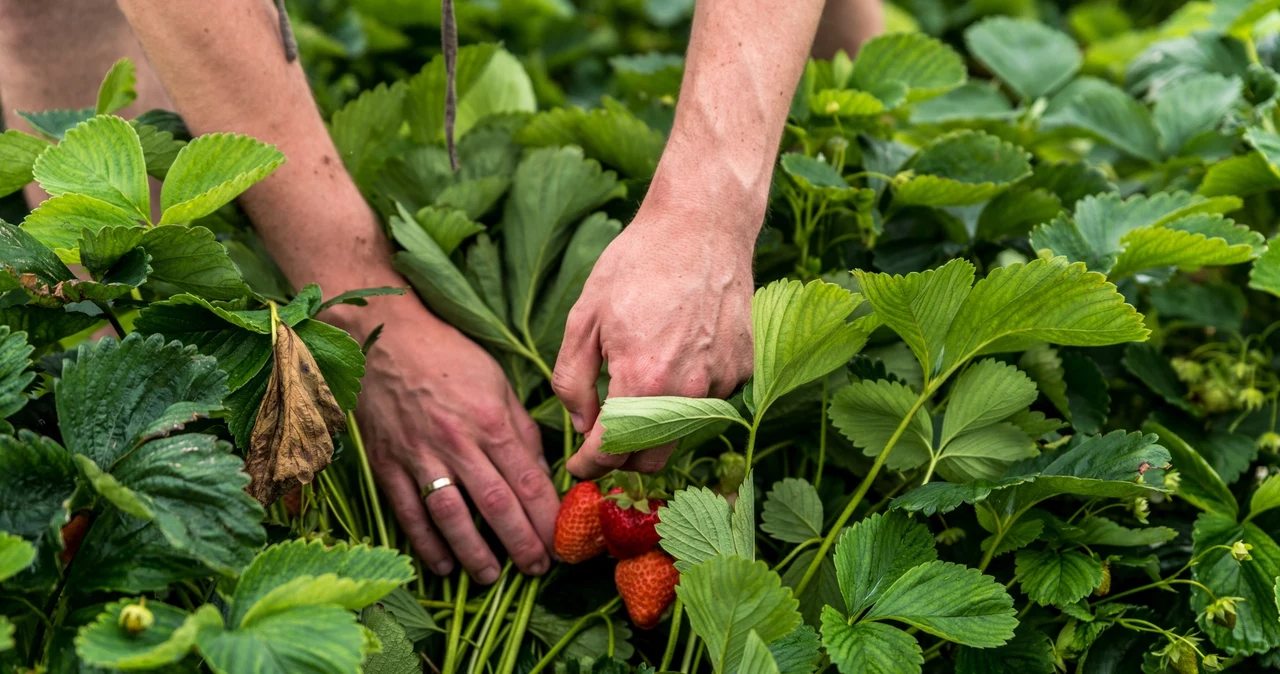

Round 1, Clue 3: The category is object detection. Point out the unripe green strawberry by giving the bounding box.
[716,452,747,494]
[554,482,606,563]
[118,598,154,635]
[615,549,679,629]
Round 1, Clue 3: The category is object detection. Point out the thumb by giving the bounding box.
[550,308,603,434]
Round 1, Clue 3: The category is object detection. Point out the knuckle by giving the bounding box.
[550,368,577,398]
[513,468,549,500]
[479,484,515,513]
[427,493,468,522]
[469,406,506,431]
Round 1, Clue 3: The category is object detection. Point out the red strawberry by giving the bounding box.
[615,549,679,629]
[554,482,606,563]
[599,487,662,559]
[283,485,303,518]
[59,512,92,564]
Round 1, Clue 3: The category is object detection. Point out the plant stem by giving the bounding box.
[772,538,821,573]
[95,301,128,337]
[527,597,622,674]
[816,378,828,489]
[495,577,541,674]
[679,633,700,674]
[463,568,509,674]
[472,574,525,672]
[443,573,471,674]
[560,408,573,492]
[660,598,684,671]
[919,454,939,486]
[745,422,761,466]
[794,388,934,595]
[347,413,391,548]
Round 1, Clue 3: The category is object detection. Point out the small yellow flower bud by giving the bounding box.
[1171,358,1204,383]
[118,598,154,635]
[824,100,841,115]
[1232,540,1253,562]
[1237,387,1266,411]
[1259,432,1280,452]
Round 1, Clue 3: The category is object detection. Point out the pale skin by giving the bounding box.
[0,0,880,583]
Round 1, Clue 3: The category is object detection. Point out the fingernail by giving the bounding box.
[478,566,500,584]
[433,560,454,576]
[570,413,585,433]
[529,559,548,575]
[537,455,551,474]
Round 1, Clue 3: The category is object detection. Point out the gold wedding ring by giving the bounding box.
[420,476,456,499]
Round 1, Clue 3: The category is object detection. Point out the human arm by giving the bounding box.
[112,0,559,583]
[552,0,828,478]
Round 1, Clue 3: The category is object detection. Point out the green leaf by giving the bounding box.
[1191,513,1280,655]
[411,206,485,256]
[361,605,420,674]
[1153,73,1240,155]
[893,131,1032,207]
[936,423,1037,483]
[1019,345,1069,420]
[529,212,620,361]
[392,209,521,352]
[135,122,186,180]
[0,532,35,581]
[434,175,510,221]
[656,485,753,571]
[0,130,49,198]
[892,478,1031,516]
[1148,280,1245,331]
[1074,517,1177,547]
[229,538,414,628]
[676,556,802,674]
[1,616,11,651]
[503,146,624,333]
[1143,422,1237,518]
[56,333,228,467]
[911,82,1014,125]
[159,133,285,224]
[739,630,783,674]
[32,115,150,221]
[1122,344,1191,411]
[519,99,666,179]
[133,294,273,391]
[376,587,440,642]
[76,601,219,670]
[821,610,921,674]
[781,154,856,198]
[767,624,821,674]
[941,359,1038,445]
[954,626,1054,674]
[975,187,1064,242]
[1062,352,1109,434]
[810,89,886,118]
[854,258,974,383]
[1252,236,1280,297]
[851,33,966,102]
[598,397,747,454]
[0,218,75,293]
[21,194,143,265]
[752,280,871,415]
[139,225,252,300]
[405,45,536,143]
[761,478,823,544]
[829,379,933,471]
[981,518,1043,558]
[198,605,366,674]
[85,434,266,575]
[73,454,154,519]
[65,509,208,594]
[863,561,1016,647]
[329,81,408,192]
[1250,474,1280,521]
[317,286,407,313]
[96,58,137,115]
[1015,549,1104,607]
[1200,153,1280,198]
[834,511,937,616]
[18,108,95,141]
[0,431,76,588]
[1106,214,1262,279]
[527,605,634,661]
[964,18,1081,100]
[1044,80,1160,162]
[0,326,34,421]
[940,256,1148,372]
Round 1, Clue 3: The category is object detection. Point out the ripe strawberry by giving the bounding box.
[59,512,92,564]
[599,486,662,559]
[615,549,679,629]
[283,485,302,518]
[554,482,606,563]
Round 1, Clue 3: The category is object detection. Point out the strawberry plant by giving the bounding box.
[9,2,1280,673]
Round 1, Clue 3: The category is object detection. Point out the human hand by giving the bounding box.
[336,295,559,583]
[552,189,757,479]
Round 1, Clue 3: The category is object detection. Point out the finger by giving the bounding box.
[413,460,501,585]
[492,396,559,555]
[551,306,604,434]
[382,468,454,576]
[584,365,711,476]
[455,449,551,577]
[621,445,675,474]
[567,421,629,479]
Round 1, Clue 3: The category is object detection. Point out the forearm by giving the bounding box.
[648,0,825,235]
[115,0,409,327]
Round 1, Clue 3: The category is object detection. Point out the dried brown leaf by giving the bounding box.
[246,323,346,505]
